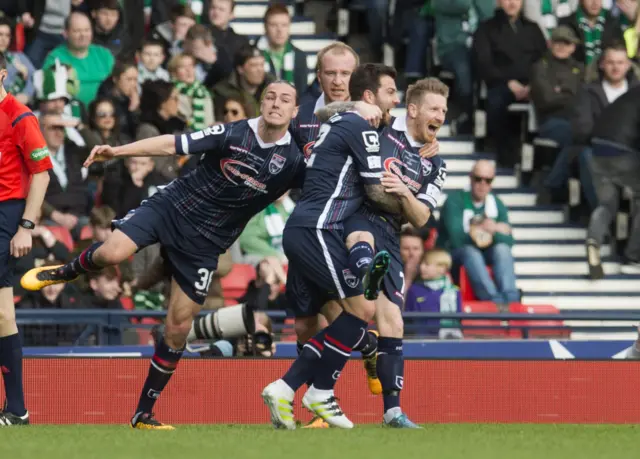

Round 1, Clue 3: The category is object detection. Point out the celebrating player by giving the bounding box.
[317,77,449,427]
[21,81,308,430]
[262,63,401,429]
[0,51,53,426]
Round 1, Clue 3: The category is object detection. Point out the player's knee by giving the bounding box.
[164,320,192,345]
[295,316,318,342]
[376,304,404,338]
[345,231,374,250]
[0,304,16,328]
[344,297,376,322]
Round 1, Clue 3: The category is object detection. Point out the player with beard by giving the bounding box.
[21,81,307,430]
[316,77,449,427]
[262,63,401,429]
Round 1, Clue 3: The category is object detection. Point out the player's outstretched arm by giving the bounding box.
[84,135,176,167]
[316,101,382,126]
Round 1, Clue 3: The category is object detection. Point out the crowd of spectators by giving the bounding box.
[3,0,639,347]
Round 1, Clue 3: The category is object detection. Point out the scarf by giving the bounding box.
[174,80,208,131]
[264,196,295,250]
[461,191,498,234]
[256,36,295,85]
[6,53,26,95]
[576,7,607,64]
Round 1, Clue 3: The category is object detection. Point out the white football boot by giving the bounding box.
[262,379,296,430]
[302,385,353,429]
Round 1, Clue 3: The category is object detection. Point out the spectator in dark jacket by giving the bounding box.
[542,42,635,207]
[472,0,547,166]
[39,113,90,239]
[585,84,640,278]
[254,3,309,95]
[101,156,167,219]
[559,0,624,66]
[206,0,250,66]
[182,23,233,89]
[97,59,141,139]
[150,4,197,59]
[530,26,584,150]
[90,0,132,59]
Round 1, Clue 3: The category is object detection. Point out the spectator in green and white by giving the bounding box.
[239,191,295,264]
[254,3,308,94]
[559,0,624,65]
[43,11,115,107]
[524,0,578,39]
[0,16,36,105]
[168,52,215,130]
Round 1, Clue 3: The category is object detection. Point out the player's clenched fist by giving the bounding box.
[84,144,117,167]
[10,227,32,257]
[419,140,439,159]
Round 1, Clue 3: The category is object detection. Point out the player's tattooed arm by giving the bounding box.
[365,184,403,214]
[315,102,358,122]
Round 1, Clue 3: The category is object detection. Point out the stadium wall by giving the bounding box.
[4,359,640,424]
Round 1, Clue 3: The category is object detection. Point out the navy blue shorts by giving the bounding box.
[0,200,25,288]
[344,214,405,307]
[113,194,224,305]
[283,226,363,318]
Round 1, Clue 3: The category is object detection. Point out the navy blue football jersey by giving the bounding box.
[356,115,447,231]
[164,118,306,249]
[289,95,324,158]
[286,111,384,230]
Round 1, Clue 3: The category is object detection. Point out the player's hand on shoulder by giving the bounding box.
[10,227,32,258]
[419,140,439,159]
[381,171,411,198]
[354,101,382,128]
[85,144,117,168]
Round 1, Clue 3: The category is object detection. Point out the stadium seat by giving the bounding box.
[221,264,256,301]
[424,228,438,251]
[80,225,93,240]
[459,266,494,302]
[120,297,134,310]
[45,226,74,251]
[508,303,569,338]
[462,301,521,338]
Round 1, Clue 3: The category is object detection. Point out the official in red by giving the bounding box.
[0,51,52,426]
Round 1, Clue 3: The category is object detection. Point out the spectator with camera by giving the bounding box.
[585,84,640,278]
[530,26,584,151]
[437,160,519,307]
[559,0,624,66]
[472,0,547,166]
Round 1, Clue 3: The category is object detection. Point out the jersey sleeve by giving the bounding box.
[342,119,382,185]
[417,159,447,210]
[175,123,228,156]
[13,112,52,174]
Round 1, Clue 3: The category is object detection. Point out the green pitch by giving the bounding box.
[1,424,639,459]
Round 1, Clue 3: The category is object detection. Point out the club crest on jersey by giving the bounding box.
[220,159,267,193]
[342,269,359,288]
[269,154,286,174]
[421,158,433,176]
[384,157,421,192]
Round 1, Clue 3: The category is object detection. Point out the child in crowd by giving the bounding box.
[137,39,170,91]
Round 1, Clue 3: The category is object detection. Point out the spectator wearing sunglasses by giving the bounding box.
[437,160,519,307]
[222,96,250,123]
[97,59,141,139]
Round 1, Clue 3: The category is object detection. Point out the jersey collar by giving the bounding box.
[391,115,424,148]
[314,93,326,114]
[247,117,292,148]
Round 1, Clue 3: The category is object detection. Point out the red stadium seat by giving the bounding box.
[45,226,74,251]
[462,301,521,338]
[424,228,438,251]
[459,266,494,302]
[221,264,256,302]
[80,225,93,240]
[508,303,569,338]
[120,297,134,310]
[12,22,25,52]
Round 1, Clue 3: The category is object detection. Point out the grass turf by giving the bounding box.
[1,424,639,459]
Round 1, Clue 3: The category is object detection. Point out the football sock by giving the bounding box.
[59,242,104,278]
[348,241,374,279]
[313,312,368,390]
[136,337,184,414]
[283,330,325,390]
[0,333,26,416]
[353,330,378,358]
[377,337,404,413]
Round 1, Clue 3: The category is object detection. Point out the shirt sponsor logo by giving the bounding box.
[303,141,315,158]
[220,159,267,193]
[269,154,286,174]
[362,131,380,153]
[229,145,250,155]
[30,147,49,162]
[299,124,320,128]
[384,157,421,192]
